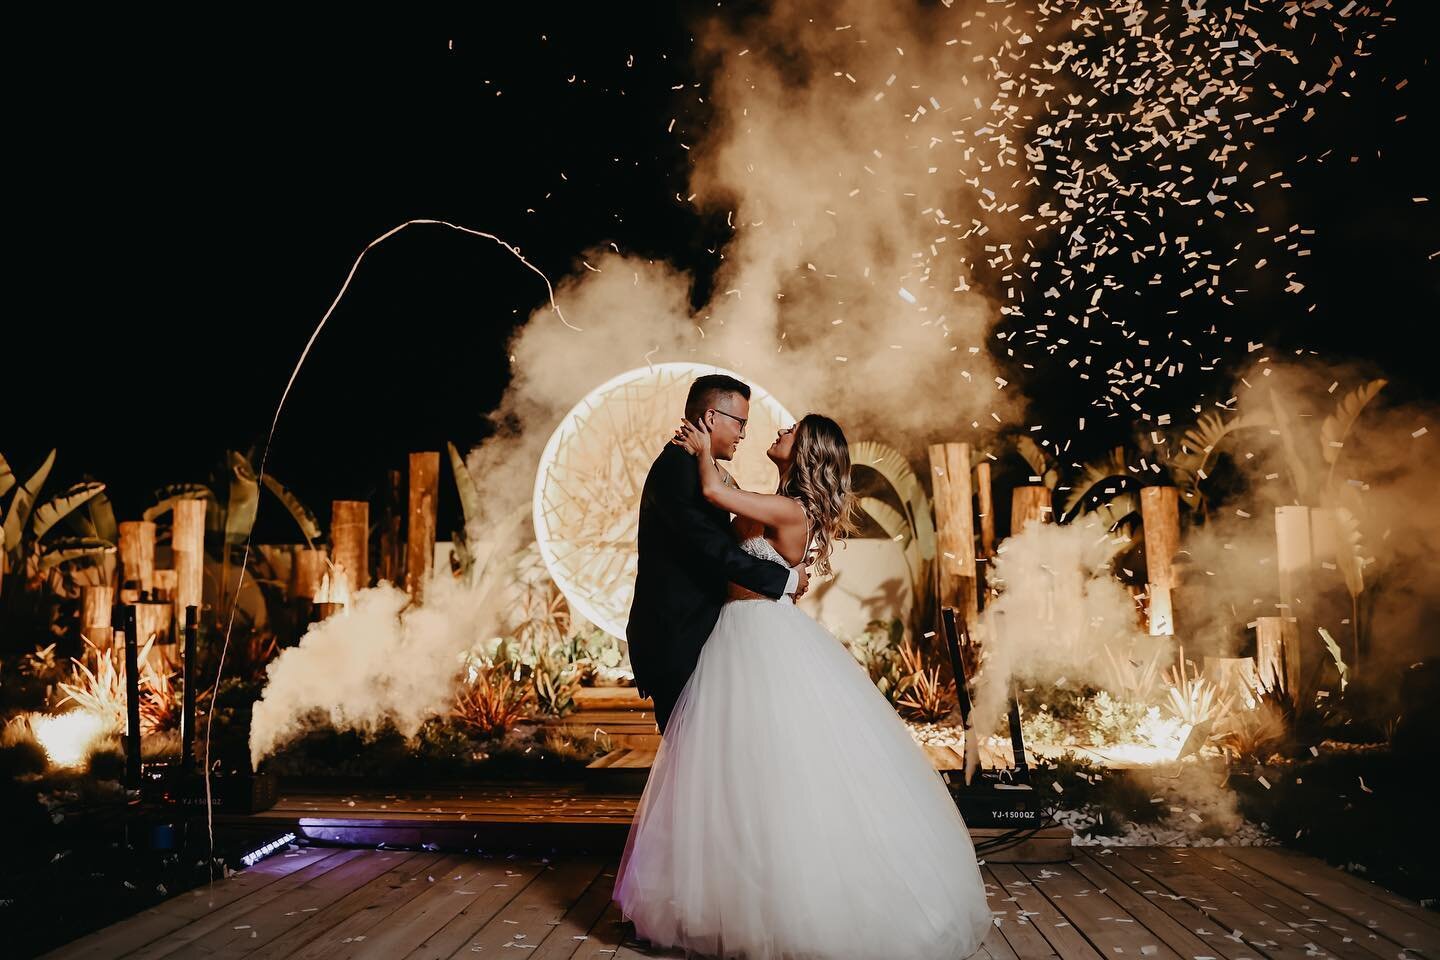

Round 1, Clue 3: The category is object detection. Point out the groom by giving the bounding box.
[627,374,809,735]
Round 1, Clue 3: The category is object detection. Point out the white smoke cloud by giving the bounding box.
[977,515,1168,730]
[248,570,500,767]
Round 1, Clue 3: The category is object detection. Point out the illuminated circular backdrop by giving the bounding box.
[533,363,797,640]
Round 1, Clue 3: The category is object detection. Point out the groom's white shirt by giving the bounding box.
[783,568,799,598]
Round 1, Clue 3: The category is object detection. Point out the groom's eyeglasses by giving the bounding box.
[709,408,748,431]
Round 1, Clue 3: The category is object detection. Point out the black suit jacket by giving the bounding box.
[626,444,791,712]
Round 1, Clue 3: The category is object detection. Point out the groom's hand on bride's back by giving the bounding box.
[793,564,811,601]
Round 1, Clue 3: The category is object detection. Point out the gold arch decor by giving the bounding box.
[532,362,798,640]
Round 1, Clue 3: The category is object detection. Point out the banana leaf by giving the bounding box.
[1060,446,1128,519]
[1015,435,1060,490]
[144,484,215,522]
[31,481,106,543]
[38,537,117,572]
[1171,410,1270,508]
[1332,504,1366,599]
[3,448,56,555]
[0,451,15,500]
[1320,378,1386,466]
[224,450,260,544]
[261,474,321,545]
[448,441,482,529]
[1318,626,1349,692]
[850,441,935,561]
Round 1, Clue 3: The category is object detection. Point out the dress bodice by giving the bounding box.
[738,535,795,569]
[728,535,804,605]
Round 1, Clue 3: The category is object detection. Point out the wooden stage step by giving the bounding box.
[544,687,662,750]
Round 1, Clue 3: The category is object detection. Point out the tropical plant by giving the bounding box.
[850,442,936,640]
[452,659,534,737]
[1,449,114,598]
[1161,646,1233,729]
[894,636,956,722]
[842,618,907,702]
[447,441,483,579]
[1101,642,1167,704]
[530,644,584,718]
[54,635,167,734]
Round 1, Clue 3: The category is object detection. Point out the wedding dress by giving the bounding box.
[614,534,993,959]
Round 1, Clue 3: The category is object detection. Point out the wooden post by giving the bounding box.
[135,599,175,672]
[1255,616,1300,702]
[173,499,206,628]
[1274,505,1313,690]
[1204,656,1260,706]
[291,546,326,601]
[377,468,405,587]
[118,520,157,595]
[81,585,114,649]
[975,461,996,560]
[1009,486,1051,535]
[330,500,370,595]
[1140,486,1180,636]
[406,452,440,601]
[929,443,978,631]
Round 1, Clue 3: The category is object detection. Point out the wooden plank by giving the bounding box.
[155,848,423,959]
[1221,847,1440,957]
[981,866,1060,959]
[1115,848,1342,960]
[987,864,1104,959]
[1081,849,1259,960]
[1190,849,1398,960]
[418,857,607,959]
[574,900,631,960]
[119,852,396,959]
[1072,851,1247,960]
[529,862,622,960]
[377,856,598,960]
[291,853,520,959]
[41,847,349,960]
[242,852,466,960]
[981,920,1024,960]
[1016,860,1181,959]
[1228,845,1440,929]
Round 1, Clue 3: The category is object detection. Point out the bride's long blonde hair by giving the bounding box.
[779,414,858,577]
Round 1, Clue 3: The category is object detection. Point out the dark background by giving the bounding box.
[7,6,1436,541]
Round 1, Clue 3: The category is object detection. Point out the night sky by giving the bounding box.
[8,5,1437,541]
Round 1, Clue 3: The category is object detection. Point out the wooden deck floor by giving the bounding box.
[43,843,1437,959]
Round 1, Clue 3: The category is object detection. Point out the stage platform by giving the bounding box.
[43,844,1439,959]
[215,780,1074,864]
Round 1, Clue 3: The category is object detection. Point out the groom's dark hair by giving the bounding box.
[685,374,751,422]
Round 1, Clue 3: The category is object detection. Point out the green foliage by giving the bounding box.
[841,618,907,702]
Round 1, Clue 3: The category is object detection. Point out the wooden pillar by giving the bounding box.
[173,499,206,627]
[118,520,156,595]
[291,546,327,601]
[330,500,370,596]
[1255,616,1300,702]
[1140,486,1180,636]
[975,461,996,560]
[929,443,978,630]
[81,584,114,649]
[377,468,405,587]
[406,452,441,601]
[1010,485,1051,534]
[1275,505,1313,689]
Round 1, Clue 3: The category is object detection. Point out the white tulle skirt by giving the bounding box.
[614,599,993,960]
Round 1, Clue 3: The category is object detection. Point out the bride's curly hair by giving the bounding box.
[778,414,858,577]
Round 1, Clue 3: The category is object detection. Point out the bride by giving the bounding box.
[613,413,993,960]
